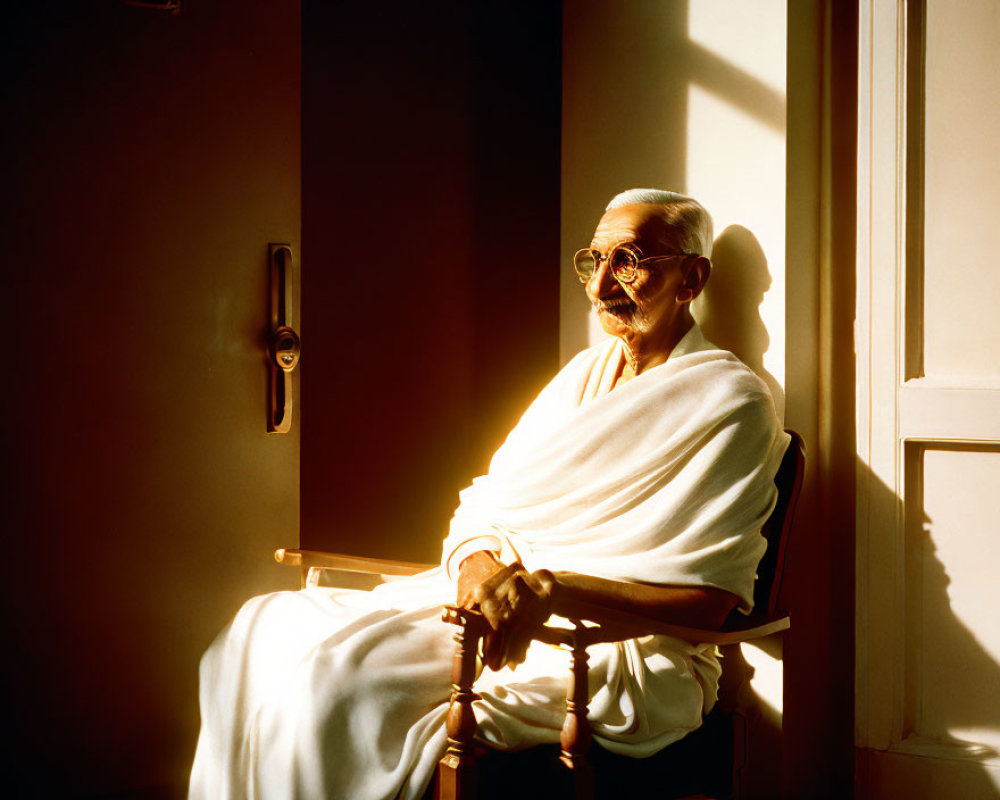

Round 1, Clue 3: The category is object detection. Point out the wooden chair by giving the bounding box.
[276,430,805,800]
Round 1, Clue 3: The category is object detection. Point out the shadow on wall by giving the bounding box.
[916,532,1000,759]
[858,460,1000,797]
[694,224,785,418]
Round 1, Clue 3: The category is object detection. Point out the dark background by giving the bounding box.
[300,1,562,563]
[2,1,561,796]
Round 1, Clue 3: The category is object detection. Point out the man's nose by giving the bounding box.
[588,256,619,298]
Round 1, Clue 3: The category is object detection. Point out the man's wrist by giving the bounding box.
[532,568,558,604]
[459,549,501,572]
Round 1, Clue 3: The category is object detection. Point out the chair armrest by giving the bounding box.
[563,601,791,647]
[275,548,435,588]
[441,603,789,649]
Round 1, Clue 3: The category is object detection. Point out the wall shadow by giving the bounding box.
[694,224,785,418]
[916,532,1000,755]
[859,459,1000,795]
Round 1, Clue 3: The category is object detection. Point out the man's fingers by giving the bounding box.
[474,568,556,672]
[483,564,518,590]
[468,563,551,638]
[502,583,520,615]
[478,596,498,628]
[457,584,477,610]
[479,595,512,631]
[499,621,535,669]
[481,628,502,671]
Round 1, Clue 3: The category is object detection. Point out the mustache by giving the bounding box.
[592,296,637,314]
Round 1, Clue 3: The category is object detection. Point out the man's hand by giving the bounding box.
[471,564,555,670]
[456,551,557,669]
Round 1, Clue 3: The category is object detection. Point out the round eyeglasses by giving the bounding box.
[573,243,691,285]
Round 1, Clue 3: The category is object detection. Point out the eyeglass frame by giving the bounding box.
[573,242,696,285]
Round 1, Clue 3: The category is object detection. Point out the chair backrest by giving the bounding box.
[751,429,805,619]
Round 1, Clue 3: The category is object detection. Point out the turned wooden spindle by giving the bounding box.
[559,623,594,800]
[437,607,485,800]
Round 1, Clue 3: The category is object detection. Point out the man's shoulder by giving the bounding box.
[668,342,767,389]
[674,349,780,425]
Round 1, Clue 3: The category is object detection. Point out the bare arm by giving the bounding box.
[544,571,739,631]
[461,559,740,669]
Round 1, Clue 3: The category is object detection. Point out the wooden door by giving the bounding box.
[856,0,1000,796]
[3,1,299,795]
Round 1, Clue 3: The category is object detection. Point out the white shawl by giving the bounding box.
[442,324,787,612]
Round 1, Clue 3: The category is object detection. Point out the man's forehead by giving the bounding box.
[590,204,679,250]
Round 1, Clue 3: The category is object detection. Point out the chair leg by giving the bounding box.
[559,626,594,800]
[437,609,486,800]
[718,643,755,800]
[730,708,750,800]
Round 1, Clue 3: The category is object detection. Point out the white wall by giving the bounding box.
[561,0,787,417]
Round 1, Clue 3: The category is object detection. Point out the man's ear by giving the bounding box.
[677,256,711,303]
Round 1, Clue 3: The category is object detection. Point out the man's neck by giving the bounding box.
[621,315,695,376]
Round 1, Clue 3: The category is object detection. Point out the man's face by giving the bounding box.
[584,203,696,342]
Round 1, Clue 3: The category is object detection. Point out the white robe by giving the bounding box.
[189,325,788,800]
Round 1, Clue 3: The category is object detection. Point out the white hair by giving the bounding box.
[606,188,714,259]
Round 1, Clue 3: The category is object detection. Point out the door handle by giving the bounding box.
[268,244,300,434]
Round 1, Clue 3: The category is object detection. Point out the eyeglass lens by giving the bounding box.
[573,246,640,283]
[609,247,638,282]
[573,249,597,281]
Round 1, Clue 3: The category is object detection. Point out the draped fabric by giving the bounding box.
[189,325,788,800]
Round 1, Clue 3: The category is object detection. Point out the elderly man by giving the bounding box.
[190,189,787,800]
